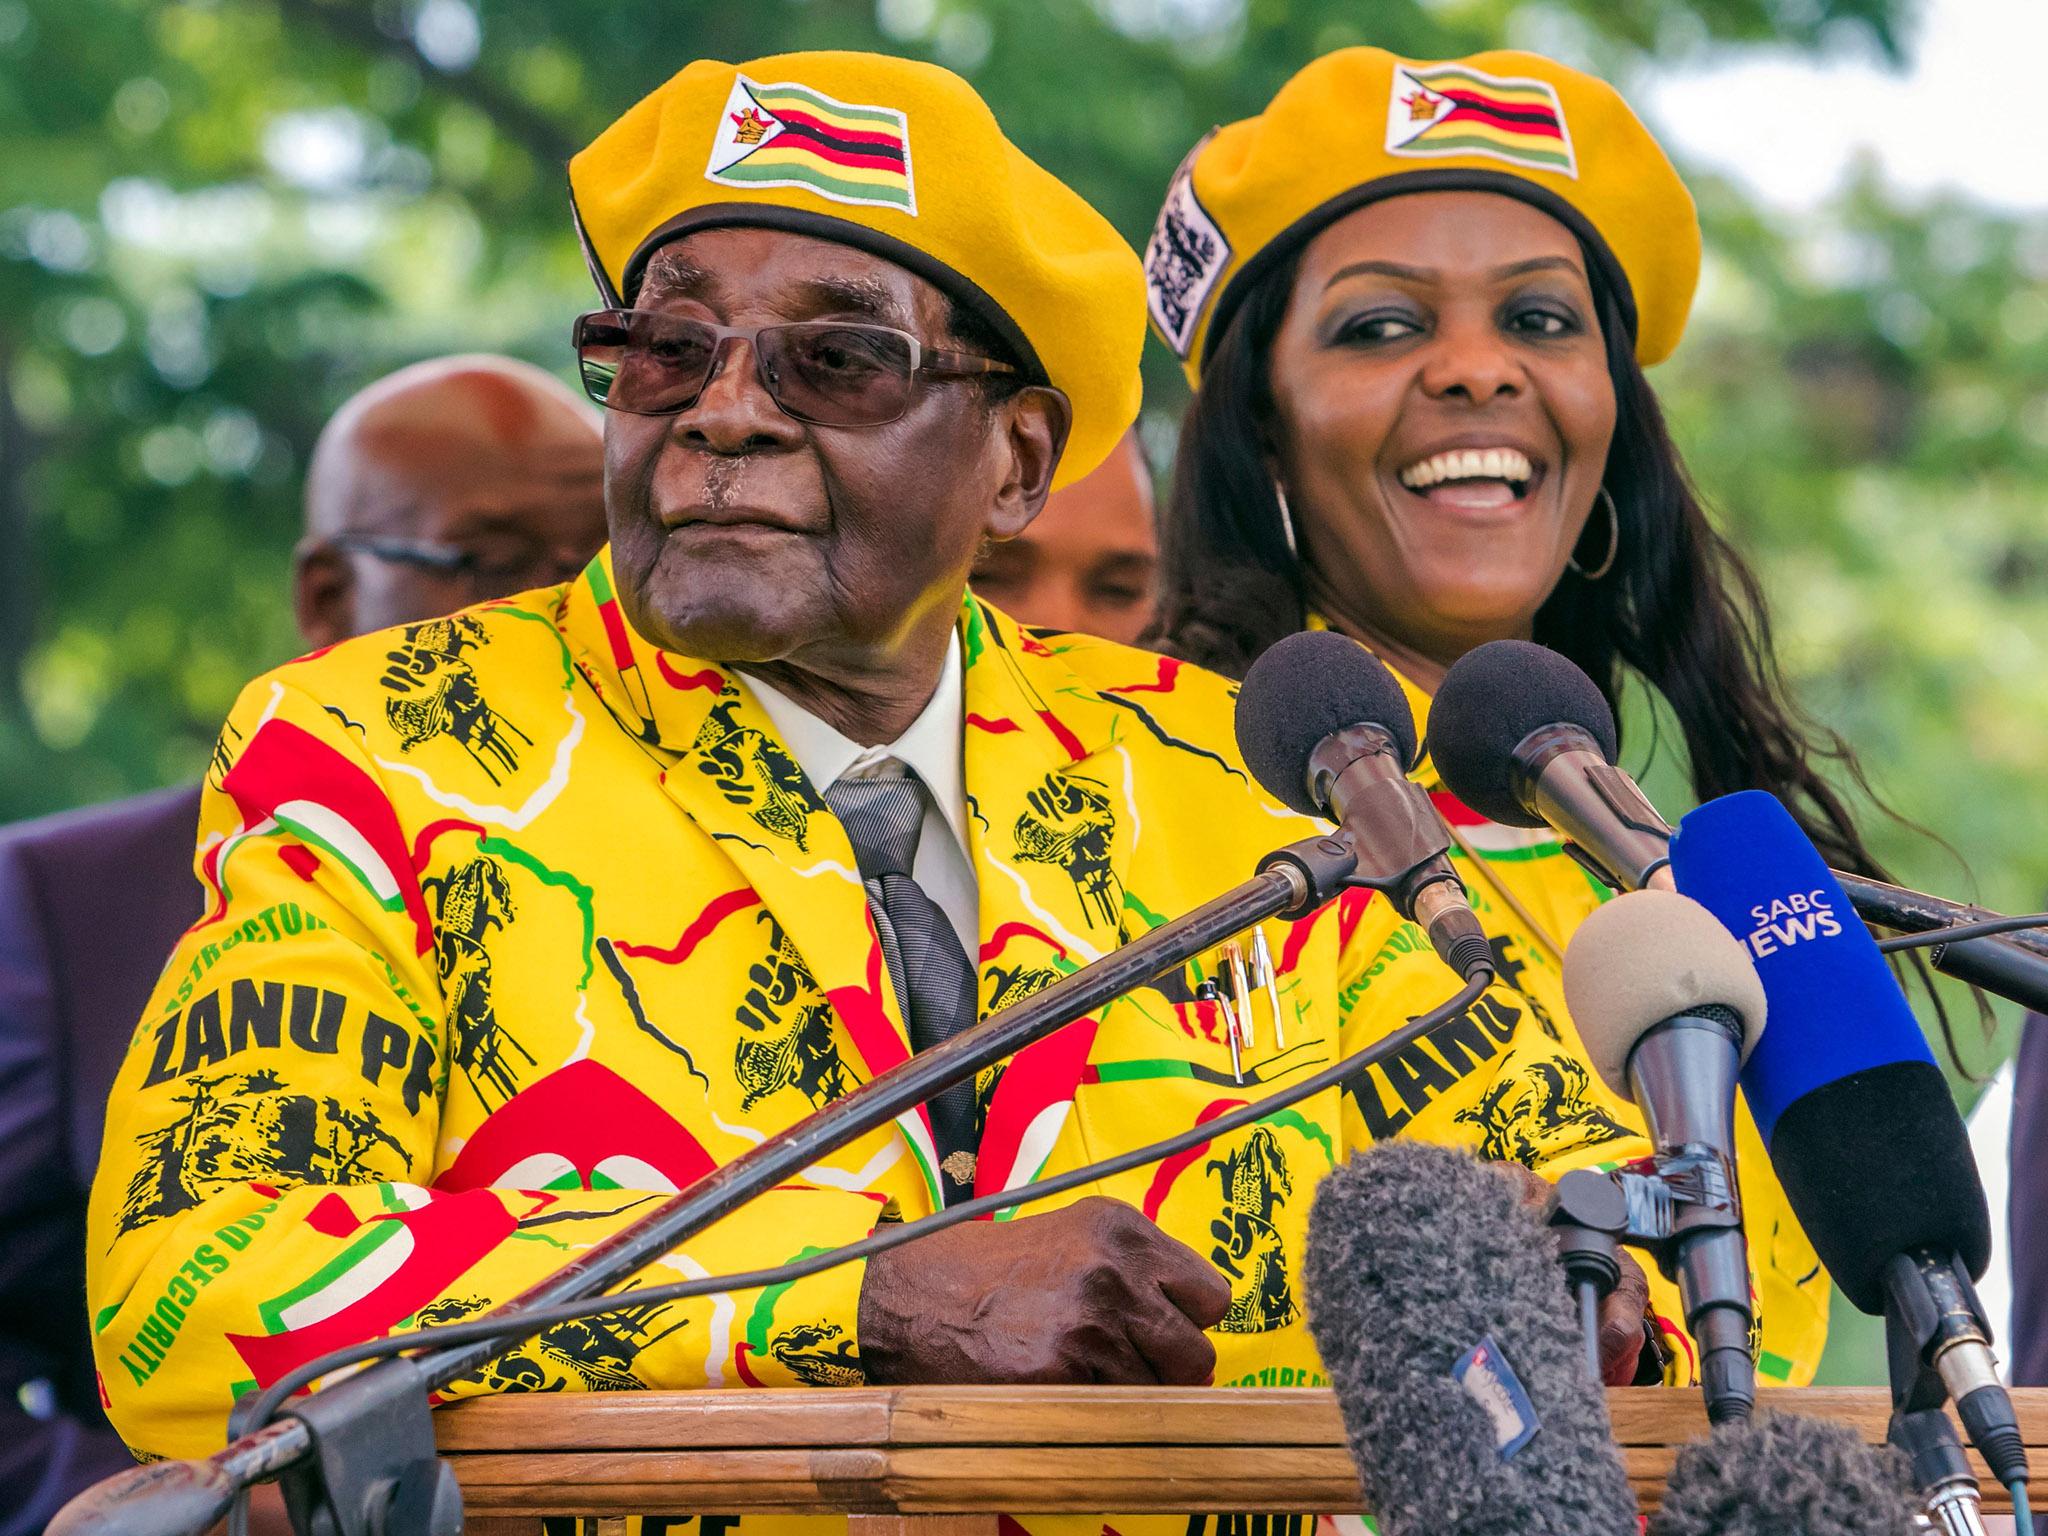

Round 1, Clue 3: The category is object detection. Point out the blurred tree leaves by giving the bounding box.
[1,0,1932,820]
[10,0,2039,920]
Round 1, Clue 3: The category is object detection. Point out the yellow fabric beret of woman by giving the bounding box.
[568,50,1145,489]
[1145,47,1700,380]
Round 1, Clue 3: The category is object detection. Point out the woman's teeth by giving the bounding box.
[1427,479,1518,509]
[1398,447,1535,493]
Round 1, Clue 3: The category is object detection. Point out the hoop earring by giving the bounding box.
[1569,486,1620,581]
[1272,480,1299,558]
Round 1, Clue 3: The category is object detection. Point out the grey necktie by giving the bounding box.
[824,774,979,1206]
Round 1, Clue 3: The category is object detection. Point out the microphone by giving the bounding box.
[1647,1412,1921,1536]
[1889,1408,1991,1536]
[1929,926,2048,1014]
[1236,631,1492,980]
[1428,638,1672,894]
[1562,888,1767,1426]
[1303,1139,1638,1536]
[1428,639,2048,1010]
[1667,791,2023,1493]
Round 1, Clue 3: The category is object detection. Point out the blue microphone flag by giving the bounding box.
[1667,790,1933,1142]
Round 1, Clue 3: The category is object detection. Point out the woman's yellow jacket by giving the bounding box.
[87,556,1827,1482]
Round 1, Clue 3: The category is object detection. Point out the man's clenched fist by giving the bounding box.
[859,1196,1232,1385]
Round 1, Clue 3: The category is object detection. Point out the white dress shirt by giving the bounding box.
[738,634,979,957]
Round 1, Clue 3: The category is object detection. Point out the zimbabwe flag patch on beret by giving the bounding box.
[706,75,917,214]
[1384,62,1577,179]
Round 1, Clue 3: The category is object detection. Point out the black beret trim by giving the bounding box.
[1199,168,1638,376]
[620,202,1050,386]
[567,179,625,309]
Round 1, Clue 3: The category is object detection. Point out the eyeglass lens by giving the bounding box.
[577,312,919,427]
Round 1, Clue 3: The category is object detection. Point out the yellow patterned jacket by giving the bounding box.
[87,556,1827,1512]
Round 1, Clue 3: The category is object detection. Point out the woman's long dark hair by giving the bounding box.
[1150,246,1984,1061]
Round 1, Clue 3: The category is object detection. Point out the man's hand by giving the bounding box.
[204,1482,292,1536]
[858,1196,1232,1385]
[1591,1241,1653,1385]
[1498,1163,1654,1386]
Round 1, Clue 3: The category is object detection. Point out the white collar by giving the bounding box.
[739,634,970,862]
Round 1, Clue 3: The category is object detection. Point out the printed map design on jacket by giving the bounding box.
[88,553,1829,1536]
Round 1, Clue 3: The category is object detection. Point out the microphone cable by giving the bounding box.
[222,968,1493,1536]
[1875,912,2048,954]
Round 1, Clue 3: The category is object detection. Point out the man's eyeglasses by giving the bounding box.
[572,308,1017,428]
[331,533,590,595]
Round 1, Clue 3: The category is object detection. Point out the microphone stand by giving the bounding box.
[1884,1254,2026,1531]
[58,835,1364,1536]
[1889,1401,1990,1536]
[1546,1156,1751,1421]
[1837,874,2048,959]
[1887,1302,1993,1536]
[1547,1170,1629,1383]
[1835,872,2048,1011]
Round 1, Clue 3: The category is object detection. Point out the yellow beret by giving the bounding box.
[1144,48,1699,379]
[569,50,1144,489]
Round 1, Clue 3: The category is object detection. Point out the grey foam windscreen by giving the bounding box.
[1303,1140,1638,1536]
[1646,1413,1919,1536]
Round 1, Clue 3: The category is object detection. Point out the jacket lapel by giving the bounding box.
[959,599,1141,1203]
[960,598,1133,968]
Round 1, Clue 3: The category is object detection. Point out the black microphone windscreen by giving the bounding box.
[1767,1059,1991,1313]
[1235,631,1418,818]
[1304,1140,1637,1536]
[1429,640,1620,828]
[1646,1412,1919,1536]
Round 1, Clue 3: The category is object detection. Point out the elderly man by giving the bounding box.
[88,53,1679,1531]
[0,355,602,1532]
[969,428,1157,645]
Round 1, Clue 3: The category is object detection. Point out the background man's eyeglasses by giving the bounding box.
[330,533,591,594]
[572,308,1016,427]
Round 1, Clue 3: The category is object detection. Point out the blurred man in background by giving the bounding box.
[0,354,605,1534]
[294,354,608,648]
[969,427,1156,644]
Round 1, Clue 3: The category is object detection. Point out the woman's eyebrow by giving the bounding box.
[1324,258,1435,289]
[1490,255,1585,280]
[1322,254,1586,290]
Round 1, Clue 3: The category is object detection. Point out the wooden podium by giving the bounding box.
[435,1385,2048,1532]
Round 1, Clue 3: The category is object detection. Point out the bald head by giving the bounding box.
[296,355,607,647]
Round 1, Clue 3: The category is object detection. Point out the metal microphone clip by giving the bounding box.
[1547,1169,1628,1382]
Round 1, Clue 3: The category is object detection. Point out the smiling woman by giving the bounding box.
[1146,46,1923,916]
[1260,194,1618,681]
[1143,45,1972,1393]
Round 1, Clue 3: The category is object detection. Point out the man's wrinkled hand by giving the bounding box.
[858,1195,1232,1385]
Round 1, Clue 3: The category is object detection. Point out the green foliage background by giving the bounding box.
[4,0,2045,1385]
